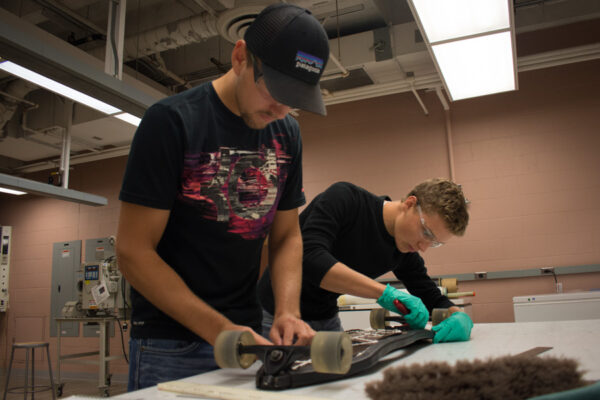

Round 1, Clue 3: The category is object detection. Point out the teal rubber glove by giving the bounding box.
[431,311,473,343]
[376,284,429,329]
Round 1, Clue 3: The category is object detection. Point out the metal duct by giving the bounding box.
[88,12,220,62]
[0,79,38,138]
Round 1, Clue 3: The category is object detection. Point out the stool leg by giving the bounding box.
[45,345,57,400]
[2,346,15,400]
[31,347,35,400]
[24,348,29,400]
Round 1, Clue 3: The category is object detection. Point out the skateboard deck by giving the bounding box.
[255,328,434,390]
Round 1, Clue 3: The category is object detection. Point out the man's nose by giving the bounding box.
[269,101,290,119]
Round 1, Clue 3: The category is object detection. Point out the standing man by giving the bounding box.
[258,179,473,343]
[116,4,329,390]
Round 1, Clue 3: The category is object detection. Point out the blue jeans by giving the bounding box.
[261,309,343,339]
[127,338,218,391]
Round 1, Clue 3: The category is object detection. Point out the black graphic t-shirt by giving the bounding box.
[120,82,305,340]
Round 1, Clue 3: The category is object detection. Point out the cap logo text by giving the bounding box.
[295,51,323,74]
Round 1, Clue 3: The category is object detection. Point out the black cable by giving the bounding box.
[115,317,129,364]
[109,0,119,76]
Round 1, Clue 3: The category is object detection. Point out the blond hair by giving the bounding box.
[406,178,469,236]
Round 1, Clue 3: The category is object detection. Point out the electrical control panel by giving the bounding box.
[0,226,12,312]
[80,258,127,316]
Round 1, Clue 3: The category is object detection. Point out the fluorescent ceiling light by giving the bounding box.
[0,187,26,195]
[114,112,141,126]
[408,0,517,101]
[432,31,516,100]
[410,0,510,42]
[0,173,107,206]
[0,60,121,115]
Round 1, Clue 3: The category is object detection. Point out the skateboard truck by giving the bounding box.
[243,344,310,377]
[214,331,352,381]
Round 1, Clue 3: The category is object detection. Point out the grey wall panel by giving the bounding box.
[50,240,81,337]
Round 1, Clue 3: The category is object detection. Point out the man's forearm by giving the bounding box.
[319,262,386,299]
[268,234,303,318]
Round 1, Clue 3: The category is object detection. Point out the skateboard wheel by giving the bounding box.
[214,330,257,369]
[310,332,352,374]
[432,308,451,326]
[369,308,390,330]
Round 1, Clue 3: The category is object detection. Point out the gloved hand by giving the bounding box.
[376,284,429,329]
[432,311,473,343]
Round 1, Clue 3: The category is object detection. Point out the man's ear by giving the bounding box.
[405,195,418,208]
[231,40,249,75]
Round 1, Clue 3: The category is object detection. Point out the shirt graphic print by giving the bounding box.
[179,140,291,240]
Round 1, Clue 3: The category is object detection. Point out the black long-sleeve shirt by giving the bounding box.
[257,182,454,320]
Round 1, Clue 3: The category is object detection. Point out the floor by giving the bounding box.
[1,374,128,399]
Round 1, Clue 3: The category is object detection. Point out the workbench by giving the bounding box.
[56,317,125,397]
[110,319,600,400]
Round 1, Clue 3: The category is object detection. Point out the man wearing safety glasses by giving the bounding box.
[259,179,473,343]
[117,4,329,390]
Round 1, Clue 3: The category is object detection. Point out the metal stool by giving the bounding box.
[2,342,56,400]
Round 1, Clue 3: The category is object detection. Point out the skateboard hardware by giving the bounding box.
[214,307,451,391]
[242,344,311,376]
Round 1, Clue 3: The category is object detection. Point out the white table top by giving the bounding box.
[111,319,600,400]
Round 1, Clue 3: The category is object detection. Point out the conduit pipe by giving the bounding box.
[434,87,455,181]
[59,100,73,188]
[13,145,132,174]
[410,82,428,115]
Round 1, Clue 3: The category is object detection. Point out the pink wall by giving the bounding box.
[296,59,600,322]
[0,159,128,376]
[1,59,599,375]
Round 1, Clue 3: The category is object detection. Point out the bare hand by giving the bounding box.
[269,313,315,346]
[225,324,272,346]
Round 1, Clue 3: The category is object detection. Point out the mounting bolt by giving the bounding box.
[540,267,555,275]
[475,272,487,280]
[269,350,283,362]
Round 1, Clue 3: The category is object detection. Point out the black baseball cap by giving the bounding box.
[244,4,330,116]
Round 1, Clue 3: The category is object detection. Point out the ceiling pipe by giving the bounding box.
[435,87,455,181]
[11,145,131,174]
[321,14,350,80]
[517,43,600,72]
[20,124,103,153]
[32,0,106,36]
[88,11,219,62]
[191,0,218,17]
[59,100,73,189]
[146,53,192,89]
[409,81,428,116]
[435,87,449,111]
